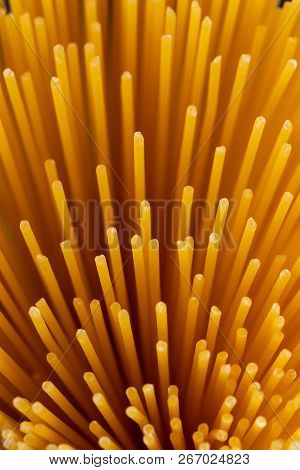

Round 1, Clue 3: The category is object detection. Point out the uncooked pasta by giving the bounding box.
[0,0,299,451]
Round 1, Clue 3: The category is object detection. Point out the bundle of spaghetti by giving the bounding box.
[0,0,300,450]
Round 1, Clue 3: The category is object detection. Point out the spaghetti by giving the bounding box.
[0,0,299,450]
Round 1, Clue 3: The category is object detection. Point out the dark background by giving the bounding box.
[2,0,291,13]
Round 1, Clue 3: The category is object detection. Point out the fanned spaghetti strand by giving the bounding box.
[0,0,299,451]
